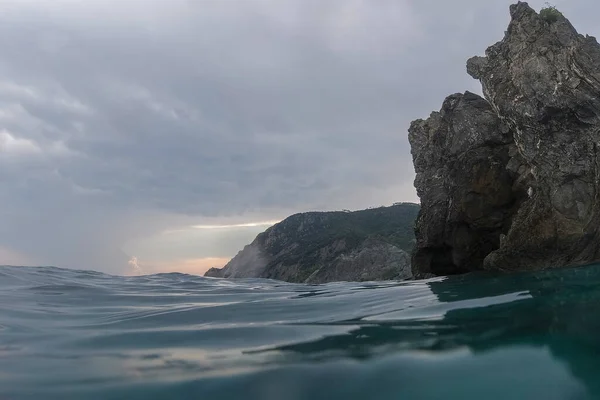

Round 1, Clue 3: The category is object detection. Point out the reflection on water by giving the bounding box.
[2,264,600,399]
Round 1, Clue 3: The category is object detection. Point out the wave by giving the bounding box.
[2,264,600,399]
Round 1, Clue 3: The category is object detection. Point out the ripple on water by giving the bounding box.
[3,264,600,399]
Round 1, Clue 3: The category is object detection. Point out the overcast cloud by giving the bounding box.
[0,0,593,275]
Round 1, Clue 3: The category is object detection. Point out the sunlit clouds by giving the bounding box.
[146,258,229,276]
[0,129,41,155]
[191,221,280,230]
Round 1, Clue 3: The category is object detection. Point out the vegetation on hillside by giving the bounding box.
[256,203,420,281]
[540,3,562,23]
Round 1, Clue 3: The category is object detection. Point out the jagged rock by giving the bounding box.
[411,2,600,276]
[204,204,419,283]
[409,92,525,277]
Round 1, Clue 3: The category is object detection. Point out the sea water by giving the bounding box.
[2,264,600,399]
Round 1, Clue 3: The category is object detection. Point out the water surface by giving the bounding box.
[2,264,600,399]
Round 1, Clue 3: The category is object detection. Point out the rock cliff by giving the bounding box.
[204,203,419,283]
[410,2,600,277]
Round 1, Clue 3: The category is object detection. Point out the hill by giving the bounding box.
[205,203,419,283]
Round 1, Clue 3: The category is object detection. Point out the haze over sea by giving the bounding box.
[2,264,600,399]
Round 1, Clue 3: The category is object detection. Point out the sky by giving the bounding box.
[0,0,594,276]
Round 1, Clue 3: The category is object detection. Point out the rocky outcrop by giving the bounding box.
[409,92,525,277]
[204,204,419,283]
[410,2,600,277]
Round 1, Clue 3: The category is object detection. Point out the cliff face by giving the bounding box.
[410,2,600,277]
[204,203,419,283]
[409,92,525,277]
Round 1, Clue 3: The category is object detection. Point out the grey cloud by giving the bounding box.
[0,0,596,273]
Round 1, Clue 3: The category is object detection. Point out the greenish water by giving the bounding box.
[2,264,600,399]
